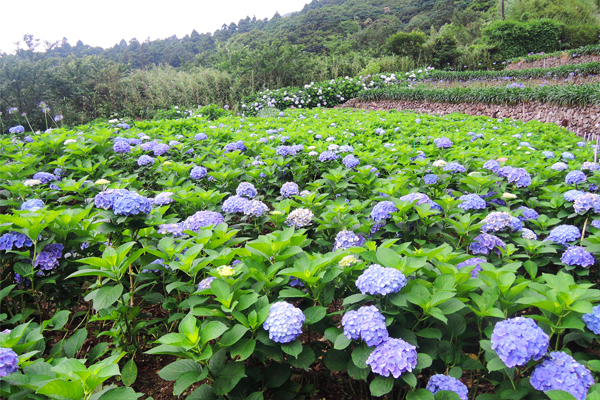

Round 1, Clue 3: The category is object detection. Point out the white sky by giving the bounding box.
[0,0,311,53]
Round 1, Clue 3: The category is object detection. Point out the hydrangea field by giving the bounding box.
[2,108,600,400]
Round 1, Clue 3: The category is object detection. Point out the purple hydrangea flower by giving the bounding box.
[342,305,389,346]
[222,195,250,213]
[481,212,513,233]
[333,230,366,252]
[190,166,207,180]
[35,243,64,271]
[9,125,25,134]
[423,174,438,184]
[237,182,257,198]
[545,225,580,245]
[434,137,453,148]
[197,276,215,290]
[507,168,531,187]
[0,232,33,251]
[444,162,466,173]
[195,133,207,140]
[498,166,515,178]
[426,375,468,400]
[154,192,174,205]
[573,193,600,214]
[522,228,538,240]
[113,141,131,153]
[33,172,56,184]
[21,199,44,212]
[319,151,338,162]
[593,220,600,229]
[551,162,569,171]
[565,170,586,185]
[141,140,158,152]
[542,151,555,159]
[356,264,407,296]
[343,155,360,168]
[517,206,539,221]
[410,151,426,161]
[583,305,600,334]
[0,348,19,377]
[137,155,155,166]
[223,141,246,153]
[530,352,594,400]
[458,194,486,211]
[456,257,485,278]
[366,338,417,378]
[153,143,170,156]
[509,216,523,232]
[116,123,131,130]
[263,302,305,343]
[280,182,299,198]
[470,233,506,255]
[157,223,183,236]
[491,317,549,368]
[562,152,575,161]
[182,211,224,232]
[561,246,595,268]
[581,162,599,171]
[371,201,398,222]
[276,145,297,157]
[128,138,142,146]
[483,160,500,173]
[113,192,152,216]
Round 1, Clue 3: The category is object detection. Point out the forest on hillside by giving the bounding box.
[0,0,599,129]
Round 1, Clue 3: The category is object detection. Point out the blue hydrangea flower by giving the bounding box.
[154,192,174,205]
[319,151,338,162]
[410,151,426,161]
[426,375,468,400]
[244,200,268,217]
[509,217,523,232]
[113,141,131,153]
[565,170,586,185]
[342,305,389,346]
[113,192,152,216]
[470,234,506,255]
[564,190,585,202]
[236,182,257,198]
[545,225,580,245]
[0,348,19,377]
[458,194,486,210]
[280,182,299,198]
[583,305,600,334]
[522,228,538,240]
[562,152,575,161]
[444,162,466,173]
[197,276,215,290]
[573,193,600,213]
[457,257,485,278]
[423,174,438,184]
[333,230,366,251]
[356,264,407,296]
[128,138,142,146]
[517,206,539,221]
[343,155,360,168]
[263,302,305,343]
[182,211,224,232]
[577,141,586,147]
[551,162,569,171]
[561,246,595,268]
[190,166,207,180]
[581,162,600,171]
[9,125,25,134]
[33,172,56,184]
[153,143,170,156]
[366,338,418,378]
[338,145,354,153]
[222,195,250,213]
[593,220,600,229]
[276,145,297,157]
[491,317,549,368]
[157,223,183,236]
[223,141,247,153]
[35,243,64,271]
[542,151,555,159]
[530,352,594,400]
[0,232,33,251]
[507,168,531,187]
[371,201,398,222]
[116,123,131,129]
[168,140,180,146]
[483,160,500,173]
[137,155,155,166]
[434,137,453,148]
[363,165,379,176]
[94,189,129,210]
[496,166,514,179]
[23,136,34,143]
[481,212,513,232]
[195,133,207,140]
[21,199,44,212]
[141,140,158,151]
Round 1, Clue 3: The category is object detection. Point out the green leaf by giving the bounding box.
[37,379,85,400]
[434,391,462,400]
[97,386,143,400]
[437,340,454,364]
[122,359,137,387]
[407,389,435,400]
[323,349,350,372]
[376,247,402,269]
[281,339,303,358]
[92,284,124,311]
[334,333,352,350]
[370,375,394,397]
[303,306,327,324]
[174,370,208,396]
[351,343,374,369]
[64,329,87,358]
[288,346,315,371]
[158,360,203,381]
[230,338,256,361]
[187,385,216,400]
[246,392,264,400]
[417,353,433,369]
[402,372,417,388]
[212,362,246,395]
[219,325,248,347]
[342,294,369,306]
[210,279,231,302]
[416,328,442,340]
[486,357,508,372]
[200,321,228,345]
[546,390,578,400]
[347,359,370,381]
[264,363,291,388]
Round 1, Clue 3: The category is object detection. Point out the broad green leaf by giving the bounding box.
[370,375,394,397]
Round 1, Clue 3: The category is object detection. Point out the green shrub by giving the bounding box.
[563,24,600,49]
[482,19,564,59]
[385,31,427,59]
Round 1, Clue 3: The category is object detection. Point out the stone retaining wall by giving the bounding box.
[506,54,600,70]
[341,98,600,138]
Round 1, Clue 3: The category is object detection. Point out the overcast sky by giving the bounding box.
[0,0,311,53]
